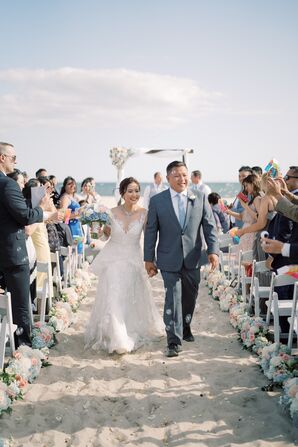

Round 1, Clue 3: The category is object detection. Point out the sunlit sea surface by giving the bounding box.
[58,182,239,199]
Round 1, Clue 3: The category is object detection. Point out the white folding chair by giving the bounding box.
[50,251,62,296]
[219,233,234,249]
[237,249,253,295]
[61,246,72,287]
[228,244,239,281]
[36,261,53,322]
[219,235,234,276]
[0,292,16,369]
[71,244,78,278]
[287,283,298,353]
[249,260,271,317]
[265,273,298,343]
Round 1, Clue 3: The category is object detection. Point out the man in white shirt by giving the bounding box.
[190,170,211,197]
[143,171,167,209]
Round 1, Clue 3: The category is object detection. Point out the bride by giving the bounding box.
[85,177,164,354]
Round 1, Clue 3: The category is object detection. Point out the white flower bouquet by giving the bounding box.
[109,147,135,169]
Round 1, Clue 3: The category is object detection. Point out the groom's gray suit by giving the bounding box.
[144,188,218,346]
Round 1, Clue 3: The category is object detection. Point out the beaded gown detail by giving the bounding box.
[85,208,164,354]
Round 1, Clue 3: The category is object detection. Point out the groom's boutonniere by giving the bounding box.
[188,192,196,202]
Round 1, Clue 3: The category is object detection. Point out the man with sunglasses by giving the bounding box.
[0,142,50,348]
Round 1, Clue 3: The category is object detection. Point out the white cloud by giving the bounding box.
[0,68,223,129]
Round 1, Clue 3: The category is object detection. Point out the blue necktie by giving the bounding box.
[177,193,186,228]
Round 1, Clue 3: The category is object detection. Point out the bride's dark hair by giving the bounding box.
[119,177,140,197]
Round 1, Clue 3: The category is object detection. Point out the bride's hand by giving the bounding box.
[103,225,111,237]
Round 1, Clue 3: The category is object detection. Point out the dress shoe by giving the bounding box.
[183,329,195,342]
[166,343,181,357]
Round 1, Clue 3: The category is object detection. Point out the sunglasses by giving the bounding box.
[284,175,298,181]
[2,154,16,162]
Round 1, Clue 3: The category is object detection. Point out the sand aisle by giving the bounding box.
[0,274,295,447]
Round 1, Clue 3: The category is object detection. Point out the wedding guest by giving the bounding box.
[59,176,84,255]
[190,170,211,196]
[208,192,229,234]
[8,169,37,313]
[7,168,25,190]
[252,166,263,177]
[78,177,101,204]
[25,178,53,297]
[143,172,167,209]
[267,167,298,272]
[22,171,29,185]
[226,174,261,251]
[266,172,298,223]
[0,142,50,347]
[49,174,60,207]
[35,168,48,179]
[38,177,61,255]
[261,234,298,333]
[235,174,276,286]
[230,166,253,229]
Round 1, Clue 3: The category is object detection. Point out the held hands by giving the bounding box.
[208,254,219,271]
[145,261,158,278]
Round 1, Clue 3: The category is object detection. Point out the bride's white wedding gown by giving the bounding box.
[85,208,164,354]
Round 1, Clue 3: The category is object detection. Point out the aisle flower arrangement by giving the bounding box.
[204,266,298,425]
[280,378,298,420]
[60,287,80,312]
[32,322,56,349]
[49,301,73,332]
[0,264,95,417]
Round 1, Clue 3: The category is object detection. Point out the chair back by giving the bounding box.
[0,292,16,369]
[266,273,298,325]
[288,282,298,351]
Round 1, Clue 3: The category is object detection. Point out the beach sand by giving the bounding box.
[0,196,295,446]
[0,276,296,446]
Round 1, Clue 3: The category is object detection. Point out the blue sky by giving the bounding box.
[0,0,297,182]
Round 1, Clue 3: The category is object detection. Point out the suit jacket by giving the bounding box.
[276,196,298,223]
[0,171,43,268]
[271,191,298,270]
[144,188,219,271]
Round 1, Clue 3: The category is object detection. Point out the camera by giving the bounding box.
[260,231,269,239]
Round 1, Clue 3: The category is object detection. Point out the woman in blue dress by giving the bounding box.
[59,176,84,254]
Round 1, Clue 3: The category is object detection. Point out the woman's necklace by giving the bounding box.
[121,205,137,216]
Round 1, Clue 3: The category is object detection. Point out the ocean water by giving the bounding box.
[58,182,239,198]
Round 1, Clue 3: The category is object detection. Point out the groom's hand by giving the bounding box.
[145,261,158,277]
[208,254,219,271]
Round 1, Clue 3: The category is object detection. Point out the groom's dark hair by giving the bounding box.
[166,161,187,176]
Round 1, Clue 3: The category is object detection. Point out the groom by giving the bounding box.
[144,161,219,357]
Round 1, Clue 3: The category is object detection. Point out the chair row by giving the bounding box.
[218,233,298,352]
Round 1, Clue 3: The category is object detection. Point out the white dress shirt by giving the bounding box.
[169,188,188,222]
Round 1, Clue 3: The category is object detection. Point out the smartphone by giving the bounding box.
[237,192,249,203]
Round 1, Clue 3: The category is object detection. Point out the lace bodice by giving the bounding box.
[108,207,147,246]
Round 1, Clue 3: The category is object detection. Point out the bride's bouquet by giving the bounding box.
[80,203,111,239]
